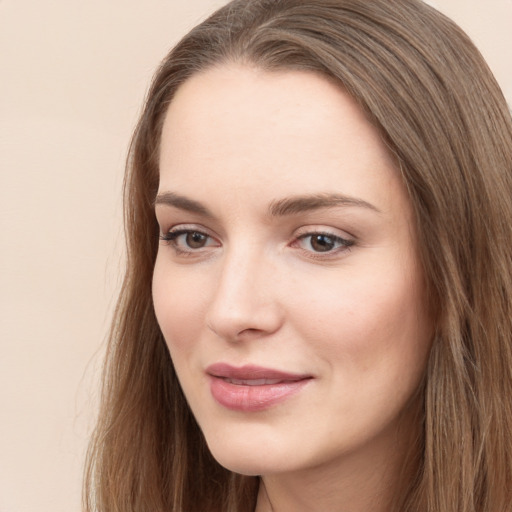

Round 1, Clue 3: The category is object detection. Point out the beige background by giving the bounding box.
[0,1,510,511]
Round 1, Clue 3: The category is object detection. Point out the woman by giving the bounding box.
[84,0,512,510]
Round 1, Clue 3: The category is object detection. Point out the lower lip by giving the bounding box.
[209,377,310,412]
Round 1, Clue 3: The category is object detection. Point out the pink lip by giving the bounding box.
[206,363,312,412]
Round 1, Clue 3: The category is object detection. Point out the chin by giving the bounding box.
[205,436,293,476]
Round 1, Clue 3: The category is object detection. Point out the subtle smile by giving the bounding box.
[206,364,312,412]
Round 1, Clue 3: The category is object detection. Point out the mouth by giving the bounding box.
[223,377,290,385]
[206,363,312,412]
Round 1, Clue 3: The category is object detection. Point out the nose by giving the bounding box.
[205,248,284,342]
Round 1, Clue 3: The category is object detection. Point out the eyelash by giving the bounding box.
[292,231,354,257]
[159,228,218,256]
[159,227,354,258]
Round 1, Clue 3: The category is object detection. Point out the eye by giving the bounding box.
[294,231,354,254]
[160,228,219,253]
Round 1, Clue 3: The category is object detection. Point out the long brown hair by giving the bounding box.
[84,1,512,510]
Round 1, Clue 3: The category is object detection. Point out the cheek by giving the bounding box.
[294,263,431,381]
[152,260,208,353]
[295,268,431,447]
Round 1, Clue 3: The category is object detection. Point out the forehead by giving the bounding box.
[161,64,390,159]
[158,64,403,214]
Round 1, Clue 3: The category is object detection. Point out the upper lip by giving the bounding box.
[206,363,311,382]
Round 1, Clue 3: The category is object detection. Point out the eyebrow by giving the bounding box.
[154,191,380,217]
[268,193,381,216]
[154,191,214,217]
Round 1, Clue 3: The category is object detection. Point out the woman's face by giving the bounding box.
[153,65,432,477]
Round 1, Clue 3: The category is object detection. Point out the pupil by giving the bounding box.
[311,234,334,252]
[186,232,206,249]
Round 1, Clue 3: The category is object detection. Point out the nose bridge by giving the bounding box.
[206,240,282,340]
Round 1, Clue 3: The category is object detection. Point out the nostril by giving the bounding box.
[235,327,267,339]
[206,303,283,342]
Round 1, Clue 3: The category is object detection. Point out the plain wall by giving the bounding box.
[0,1,510,511]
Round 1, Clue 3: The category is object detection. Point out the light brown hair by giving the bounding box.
[84,0,512,510]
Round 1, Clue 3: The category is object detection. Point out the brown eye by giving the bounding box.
[160,228,218,253]
[294,231,354,255]
[309,234,336,252]
[186,231,208,249]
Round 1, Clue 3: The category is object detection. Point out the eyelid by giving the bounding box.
[293,224,355,241]
[159,223,217,238]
